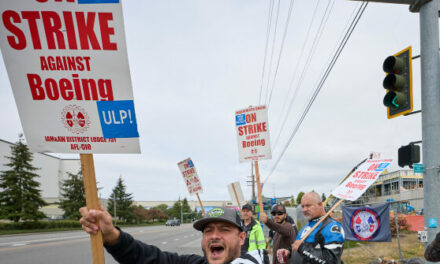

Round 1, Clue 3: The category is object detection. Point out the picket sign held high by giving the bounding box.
[80,154,105,264]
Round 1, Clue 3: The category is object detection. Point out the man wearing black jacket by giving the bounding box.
[79,205,268,264]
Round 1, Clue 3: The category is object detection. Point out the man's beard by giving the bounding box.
[275,218,285,224]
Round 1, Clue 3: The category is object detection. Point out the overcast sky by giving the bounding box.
[0,1,428,202]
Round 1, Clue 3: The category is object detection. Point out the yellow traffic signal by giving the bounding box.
[382,46,413,119]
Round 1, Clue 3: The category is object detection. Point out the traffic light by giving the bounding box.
[398,144,420,168]
[382,46,413,119]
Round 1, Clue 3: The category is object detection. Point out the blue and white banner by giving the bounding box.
[342,204,391,242]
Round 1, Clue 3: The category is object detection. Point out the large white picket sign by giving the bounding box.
[331,159,392,201]
[235,105,272,162]
[0,0,140,153]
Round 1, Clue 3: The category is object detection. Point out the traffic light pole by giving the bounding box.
[419,0,440,254]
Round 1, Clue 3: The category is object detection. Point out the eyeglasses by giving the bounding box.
[271,211,285,216]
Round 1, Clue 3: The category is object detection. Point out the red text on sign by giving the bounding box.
[238,122,267,136]
[27,73,114,101]
[2,10,117,51]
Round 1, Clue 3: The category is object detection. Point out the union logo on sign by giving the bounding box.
[61,105,90,134]
[350,208,380,241]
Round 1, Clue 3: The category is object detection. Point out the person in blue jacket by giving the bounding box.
[277,192,345,264]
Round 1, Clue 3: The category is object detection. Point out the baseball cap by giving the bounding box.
[271,204,286,213]
[242,204,253,212]
[193,207,243,231]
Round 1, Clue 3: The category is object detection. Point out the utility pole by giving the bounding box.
[251,161,255,201]
[419,0,440,252]
[246,161,256,201]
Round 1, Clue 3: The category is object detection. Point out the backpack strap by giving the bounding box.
[312,217,333,247]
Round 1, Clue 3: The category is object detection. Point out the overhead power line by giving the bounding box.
[266,0,296,107]
[259,0,275,105]
[263,2,369,185]
[264,0,281,105]
[272,0,335,151]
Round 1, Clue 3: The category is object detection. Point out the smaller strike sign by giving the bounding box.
[177,158,203,196]
[235,105,272,163]
[331,159,392,201]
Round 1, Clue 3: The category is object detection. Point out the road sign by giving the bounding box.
[177,158,203,195]
[331,159,392,201]
[235,105,272,162]
[0,0,140,153]
[413,163,424,173]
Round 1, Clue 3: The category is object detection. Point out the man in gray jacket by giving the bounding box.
[79,205,269,264]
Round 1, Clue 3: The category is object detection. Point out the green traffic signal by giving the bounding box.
[382,46,413,119]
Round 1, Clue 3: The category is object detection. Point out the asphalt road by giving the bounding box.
[0,224,203,264]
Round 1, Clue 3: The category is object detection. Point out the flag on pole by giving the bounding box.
[342,204,392,242]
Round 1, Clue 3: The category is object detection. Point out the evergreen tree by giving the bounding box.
[182,198,191,213]
[0,136,46,222]
[321,193,327,202]
[59,170,85,220]
[107,176,134,222]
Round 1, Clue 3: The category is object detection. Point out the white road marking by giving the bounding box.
[11,243,28,247]
[161,242,167,245]
[174,238,179,241]
[0,234,87,247]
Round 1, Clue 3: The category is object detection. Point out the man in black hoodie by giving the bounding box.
[80,205,268,264]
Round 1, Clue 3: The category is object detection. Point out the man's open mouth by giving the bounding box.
[209,245,225,258]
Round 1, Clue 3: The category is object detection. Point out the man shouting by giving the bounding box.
[80,205,269,264]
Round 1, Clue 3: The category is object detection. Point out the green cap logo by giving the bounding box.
[208,208,224,217]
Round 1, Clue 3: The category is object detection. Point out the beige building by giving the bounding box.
[356,169,424,211]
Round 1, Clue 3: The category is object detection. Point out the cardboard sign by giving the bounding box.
[227,181,245,207]
[235,105,272,162]
[177,158,203,195]
[331,159,392,201]
[0,0,140,153]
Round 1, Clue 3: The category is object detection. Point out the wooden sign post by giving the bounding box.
[196,193,206,216]
[299,199,345,244]
[80,154,105,264]
[231,183,242,209]
[254,160,264,217]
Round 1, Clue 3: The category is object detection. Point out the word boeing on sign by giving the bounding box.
[235,105,272,162]
[0,0,139,153]
[177,158,203,196]
[331,159,392,201]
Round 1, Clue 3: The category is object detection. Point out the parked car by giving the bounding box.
[165,219,180,226]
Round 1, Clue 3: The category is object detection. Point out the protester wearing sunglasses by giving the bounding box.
[260,204,296,264]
